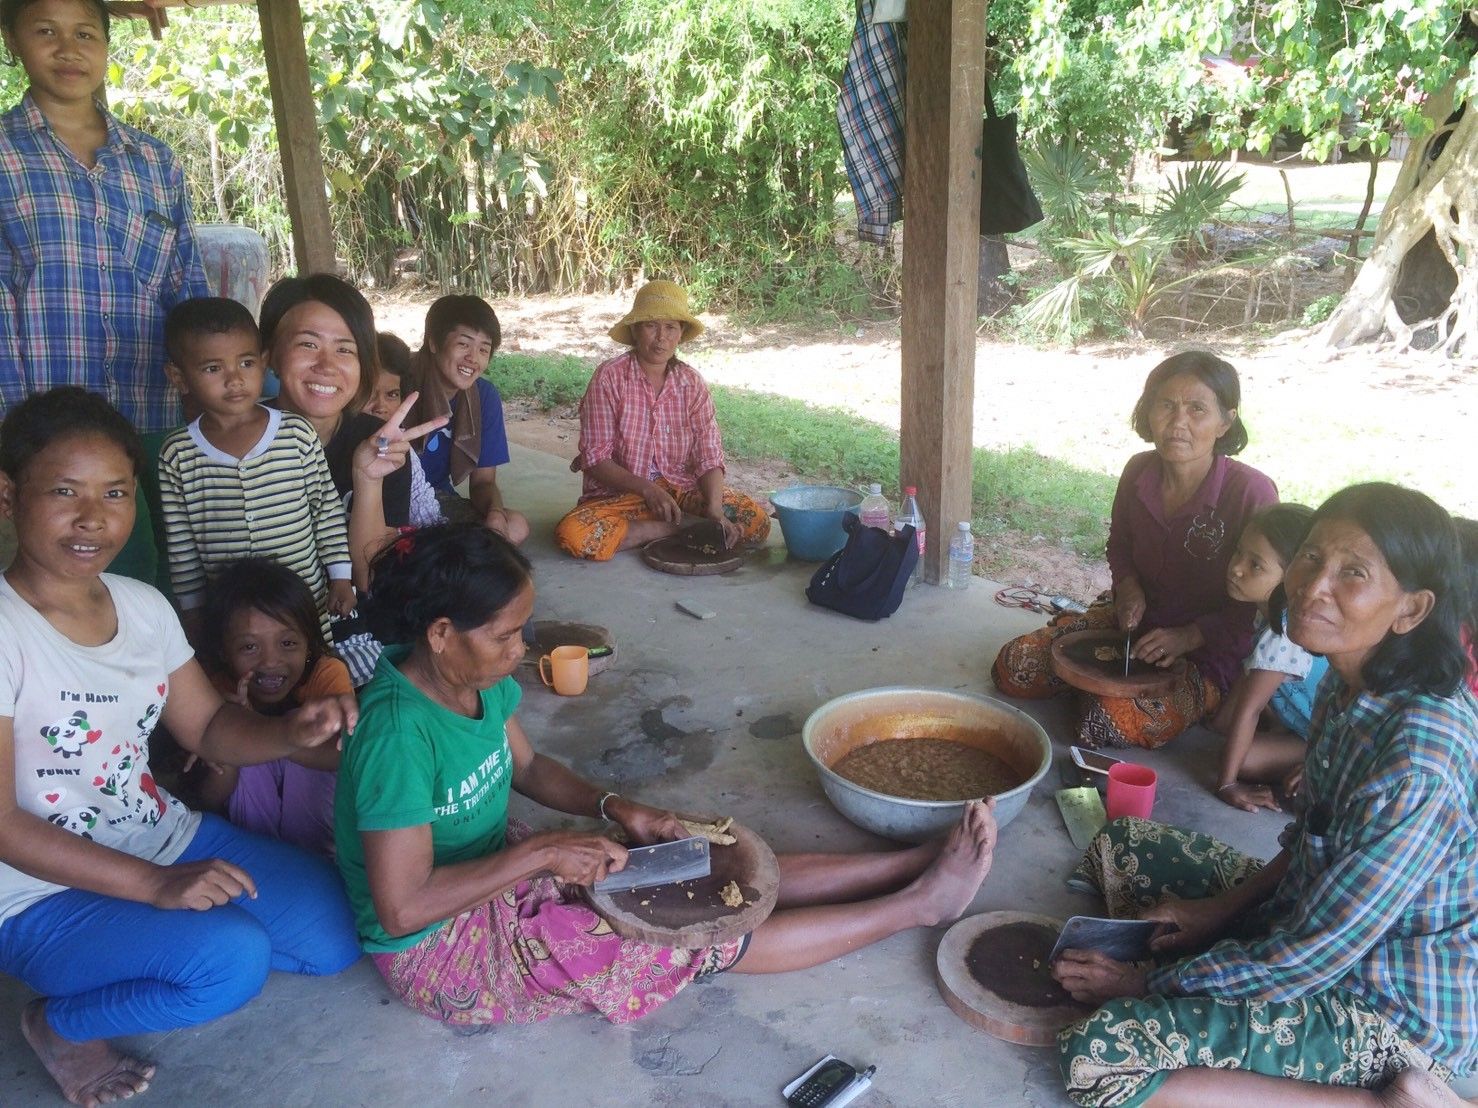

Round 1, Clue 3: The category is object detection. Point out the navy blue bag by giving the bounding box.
[805,513,918,621]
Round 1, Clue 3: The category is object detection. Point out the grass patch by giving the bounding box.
[494,353,1114,558]
[494,353,593,409]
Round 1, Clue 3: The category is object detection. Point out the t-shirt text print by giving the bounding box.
[437,746,509,825]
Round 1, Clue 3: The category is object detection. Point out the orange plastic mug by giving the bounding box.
[539,645,589,696]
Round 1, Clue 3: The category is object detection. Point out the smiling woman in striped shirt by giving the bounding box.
[554,280,770,561]
[1052,483,1477,1108]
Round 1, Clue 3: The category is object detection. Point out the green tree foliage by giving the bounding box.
[530,0,860,310]
[987,0,1182,177]
[991,0,1475,345]
[996,0,1474,165]
[86,0,559,286]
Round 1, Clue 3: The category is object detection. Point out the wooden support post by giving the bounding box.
[258,0,336,273]
[900,0,986,583]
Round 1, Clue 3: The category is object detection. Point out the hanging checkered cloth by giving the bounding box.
[837,0,907,244]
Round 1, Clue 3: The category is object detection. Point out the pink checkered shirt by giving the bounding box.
[575,352,726,501]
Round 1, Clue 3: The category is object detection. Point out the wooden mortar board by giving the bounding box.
[519,621,616,676]
[584,821,779,947]
[935,911,1090,1046]
[1050,628,1180,699]
[641,535,745,576]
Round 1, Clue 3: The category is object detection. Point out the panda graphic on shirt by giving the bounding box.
[39,710,103,759]
[48,805,102,838]
[36,685,176,834]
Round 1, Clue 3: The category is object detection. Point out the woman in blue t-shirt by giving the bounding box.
[404,295,529,545]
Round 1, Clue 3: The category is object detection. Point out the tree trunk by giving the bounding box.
[207,127,229,222]
[976,234,1014,316]
[1321,77,1478,355]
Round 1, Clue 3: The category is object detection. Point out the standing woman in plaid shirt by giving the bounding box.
[1052,483,1477,1107]
[554,280,770,561]
[0,0,210,578]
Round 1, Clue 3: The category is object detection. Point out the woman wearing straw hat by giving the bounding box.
[555,280,770,560]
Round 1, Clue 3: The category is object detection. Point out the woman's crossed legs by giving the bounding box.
[0,814,359,1106]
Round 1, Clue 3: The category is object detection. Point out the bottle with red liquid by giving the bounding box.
[858,483,893,530]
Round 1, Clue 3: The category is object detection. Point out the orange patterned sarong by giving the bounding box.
[554,479,770,561]
[991,601,1220,749]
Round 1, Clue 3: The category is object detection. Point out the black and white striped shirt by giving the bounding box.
[157,406,351,616]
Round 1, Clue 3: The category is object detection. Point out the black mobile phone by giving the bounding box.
[786,1057,860,1108]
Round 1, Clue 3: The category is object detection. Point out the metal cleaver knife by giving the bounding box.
[593,836,711,893]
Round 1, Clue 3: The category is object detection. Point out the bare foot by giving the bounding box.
[903,799,997,927]
[21,1000,155,1107]
[1377,1068,1474,1108]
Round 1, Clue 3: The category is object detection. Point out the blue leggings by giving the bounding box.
[0,814,360,1042]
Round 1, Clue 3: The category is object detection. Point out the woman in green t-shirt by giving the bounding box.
[336,522,999,1028]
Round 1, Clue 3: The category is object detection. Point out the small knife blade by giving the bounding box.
[1123,630,1132,676]
[593,836,711,893]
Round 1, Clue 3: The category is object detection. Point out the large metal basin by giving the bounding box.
[802,687,1052,842]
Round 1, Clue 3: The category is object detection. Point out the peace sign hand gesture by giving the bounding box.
[352,392,449,483]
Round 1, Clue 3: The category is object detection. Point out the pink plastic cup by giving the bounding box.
[1105,763,1157,821]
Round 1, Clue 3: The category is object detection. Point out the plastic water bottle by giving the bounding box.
[895,485,925,581]
[859,483,892,531]
[947,521,974,589]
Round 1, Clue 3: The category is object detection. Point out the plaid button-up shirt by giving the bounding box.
[0,94,210,432]
[574,352,725,502]
[1149,680,1478,1072]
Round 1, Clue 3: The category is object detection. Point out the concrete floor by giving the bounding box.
[3,444,1285,1107]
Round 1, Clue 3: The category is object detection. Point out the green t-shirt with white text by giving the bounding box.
[334,645,520,952]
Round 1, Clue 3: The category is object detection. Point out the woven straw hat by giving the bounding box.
[608,280,706,346]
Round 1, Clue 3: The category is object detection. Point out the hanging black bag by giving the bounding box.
[978,76,1043,235]
[806,513,919,621]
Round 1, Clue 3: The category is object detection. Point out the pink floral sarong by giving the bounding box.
[370,822,745,1027]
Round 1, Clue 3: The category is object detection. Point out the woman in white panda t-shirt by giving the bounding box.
[0,389,360,1106]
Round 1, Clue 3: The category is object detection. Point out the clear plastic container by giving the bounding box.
[947,521,974,589]
[895,485,925,581]
[858,483,892,531]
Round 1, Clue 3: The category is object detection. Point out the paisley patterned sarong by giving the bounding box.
[371,822,745,1027]
[1058,818,1452,1106]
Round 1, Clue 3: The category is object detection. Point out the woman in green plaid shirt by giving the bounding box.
[1053,483,1477,1108]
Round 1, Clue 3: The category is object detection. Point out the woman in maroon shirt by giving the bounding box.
[992,351,1277,748]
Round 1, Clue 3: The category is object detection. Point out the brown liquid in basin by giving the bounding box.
[830,738,1024,801]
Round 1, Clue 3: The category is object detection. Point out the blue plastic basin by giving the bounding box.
[771,485,864,561]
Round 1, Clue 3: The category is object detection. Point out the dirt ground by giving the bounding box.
[369,290,1477,603]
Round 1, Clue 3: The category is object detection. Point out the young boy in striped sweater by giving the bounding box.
[157,297,354,642]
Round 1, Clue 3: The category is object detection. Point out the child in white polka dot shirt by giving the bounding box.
[1212,504,1329,812]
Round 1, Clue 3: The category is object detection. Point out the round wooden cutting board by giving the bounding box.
[585,822,779,948]
[518,621,616,676]
[641,536,745,576]
[936,911,1090,1046]
[1050,628,1180,698]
